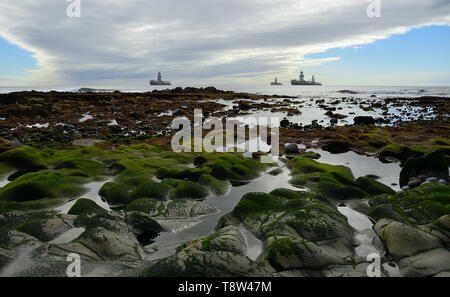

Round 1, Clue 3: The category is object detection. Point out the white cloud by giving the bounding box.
[0,0,449,85]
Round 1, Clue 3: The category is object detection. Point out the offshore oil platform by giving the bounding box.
[291,71,322,85]
[150,72,171,86]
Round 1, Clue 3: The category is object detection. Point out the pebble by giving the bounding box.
[438,179,447,185]
[407,177,422,188]
[425,177,438,183]
[402,186,410,191]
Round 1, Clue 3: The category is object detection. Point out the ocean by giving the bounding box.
[1,85,450,99]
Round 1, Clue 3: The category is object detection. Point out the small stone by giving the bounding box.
[438,179,447,185]
[285,143,299,154]
[425,177,438,183]
[401,186,410,191]
[407,177,422,188]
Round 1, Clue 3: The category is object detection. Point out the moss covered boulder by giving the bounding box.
[98,182,132,206]
[68,198,107,215]
[0,146,47,170]
[131,181,170,200]
[115,169,152,187]
[378,144,426,165]
[162,179,209,199]
[355,176,396,195]
[56,158,105,178]
[399,150,449,188]
[318,172,368,199]
[0,171,86,202]
[197,174,230,196]
[222,188,354,271]
[368,182,450,224]
[208,155,266,181]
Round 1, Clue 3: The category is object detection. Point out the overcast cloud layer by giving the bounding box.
[0,0,449,85]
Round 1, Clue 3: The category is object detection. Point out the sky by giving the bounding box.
[0,0,449,87]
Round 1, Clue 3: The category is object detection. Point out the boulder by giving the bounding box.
[375,220,443,260]
[398,248,450,277]
[353,116,375,126]
[399,150,449,188]
[322,140,350,154]
[285,143,299,154]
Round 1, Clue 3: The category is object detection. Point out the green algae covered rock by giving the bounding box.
[0,198,66,212]
[116,169,152,187]
[98,182,132,206]
[355,176,396,195]
[155,166,210,182]
[0,146,47,170]
[164,179,209,199]
[131,181,171,200]
[318,172,368,199]
[56,158,105,178]
[368,182,450,224]
[378,144,426,165]
[208,155,266,181]
[288,157,354,180]
[197,174,230,196]
[68,198,107,215]
[230,189,352,243]
[0,171,86,202]
[399,149,449,188]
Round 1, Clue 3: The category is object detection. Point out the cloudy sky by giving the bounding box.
[0,0,449,87]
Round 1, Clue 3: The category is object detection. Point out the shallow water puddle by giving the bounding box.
[147,165,298,260]
[312,149,402,190]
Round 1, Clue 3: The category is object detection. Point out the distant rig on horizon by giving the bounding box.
[270,71,322,86]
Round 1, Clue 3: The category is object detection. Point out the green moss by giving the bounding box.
[116,169,152,187]
[197,174,230,196]
[131,181,171,200]
[0,162,14,179]
[98,182,132,206]
[0,171,86,202]
[110,158,179,175]
[288,157,354,180]
[68,198,106,215]
[318,172,368,200]
[56,158,105,177]
[208,155,265,181]
[355,176,396,195]
[0,146,47,170]
[369,183,450,224]
[0,198,66,211]
[168,180,209,199]
[379,144,426,165]
[399,149,448,187]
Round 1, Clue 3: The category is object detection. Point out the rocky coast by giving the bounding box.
[0,88,448,277]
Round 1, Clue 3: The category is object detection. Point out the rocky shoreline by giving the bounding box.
[0,88,449,277]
